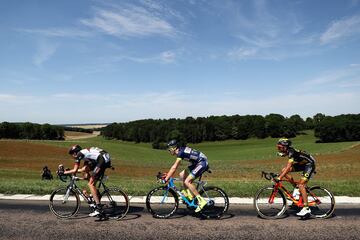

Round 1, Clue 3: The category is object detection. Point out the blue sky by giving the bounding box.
[1,0,360,124]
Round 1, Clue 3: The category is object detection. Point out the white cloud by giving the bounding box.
[33,42,58,67]
[320,15,360,44]
[80,6,177,38]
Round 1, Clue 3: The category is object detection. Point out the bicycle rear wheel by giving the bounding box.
[100,188,130,220]
[49,187,80,218]
[146,187,179,219]
[254,186,287,219]
[199,186,229,219]
[307,186,335,218]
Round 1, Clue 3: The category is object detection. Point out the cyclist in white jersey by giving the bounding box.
[63,144,111,217]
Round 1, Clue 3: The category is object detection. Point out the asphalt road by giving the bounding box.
[0,200,359,240]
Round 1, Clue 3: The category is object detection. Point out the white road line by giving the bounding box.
[0,194,359,204]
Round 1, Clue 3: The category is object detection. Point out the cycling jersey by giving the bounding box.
[288,147,316,180]
[177,147,208,163]
[288,148,316,166]
[176,147,209,178]
[75,147,111,166]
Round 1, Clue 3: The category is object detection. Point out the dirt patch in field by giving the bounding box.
[0,141,69,171]
[64,131,100,140]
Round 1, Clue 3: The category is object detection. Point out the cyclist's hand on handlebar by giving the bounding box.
[160,179,167,184]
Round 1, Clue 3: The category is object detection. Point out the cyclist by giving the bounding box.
[63,144,112,217]
[276,138,316,217]
[163,139,209,213]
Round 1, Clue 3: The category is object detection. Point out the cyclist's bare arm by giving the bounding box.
[165,158,182,181]
[64,163,80,175]
[278,161,292,180]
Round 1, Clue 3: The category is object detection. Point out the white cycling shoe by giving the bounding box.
[296,207,311,216]
[89,209,101,217]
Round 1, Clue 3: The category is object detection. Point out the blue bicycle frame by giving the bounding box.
[161,177,201,208]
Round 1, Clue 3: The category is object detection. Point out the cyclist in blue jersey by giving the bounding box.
[163,140,209,213]
[276,138,316,217]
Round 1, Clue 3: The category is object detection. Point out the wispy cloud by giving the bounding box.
[221,0,317,61]
[17,28,92,38]
[304,65,360,86]
[80,5,178,38]
[33,41,58,67]
[320,15,360,44]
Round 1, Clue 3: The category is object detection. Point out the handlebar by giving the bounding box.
[261,171,279,181]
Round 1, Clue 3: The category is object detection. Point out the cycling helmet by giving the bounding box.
[277,138,292,147]
[277,138,291,155]
[167,139,179,149]
[68,144,82,155]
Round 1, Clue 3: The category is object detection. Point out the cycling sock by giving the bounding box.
[196,195,205,203]
[186,189,193,199]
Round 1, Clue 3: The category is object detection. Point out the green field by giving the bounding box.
[0,130,359,197]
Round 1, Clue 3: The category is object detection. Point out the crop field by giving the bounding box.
[0,130,359,196]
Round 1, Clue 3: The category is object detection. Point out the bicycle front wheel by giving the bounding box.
[199,186,229,219]
[49,187,80,218]
[254,186,287,219]
[307,186,335,218]
[100,188,130,220]
[146,187,179,219]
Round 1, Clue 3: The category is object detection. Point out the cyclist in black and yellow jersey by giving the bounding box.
[276,138,316,217]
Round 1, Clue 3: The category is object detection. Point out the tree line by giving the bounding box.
[0,122,64,140]
[102,113,360,147]
[314,114,360,142]
[102,114,319,148]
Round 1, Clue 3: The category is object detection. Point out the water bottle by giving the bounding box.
[292,188,300,200]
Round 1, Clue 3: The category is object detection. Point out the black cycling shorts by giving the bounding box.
[86,155,111,180]
[292,163,315,181]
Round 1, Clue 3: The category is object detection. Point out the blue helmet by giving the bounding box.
[167,139,179,149]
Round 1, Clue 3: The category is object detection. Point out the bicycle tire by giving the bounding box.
[49,187,80,218]
[146,186,179,219]
[198,186,229,219]
[307,186,335,219]
[254,185,287,219]
[100,188,130,220]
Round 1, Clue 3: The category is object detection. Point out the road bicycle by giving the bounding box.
[254,171,335,219]
[49,173,129,220]
[146,171,229,219]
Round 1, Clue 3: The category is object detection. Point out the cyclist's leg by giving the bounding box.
[179,169,192,198]
[283,166,297,187]
[297,164,315,216]
[184,161,208,212]
[89,157,106,206]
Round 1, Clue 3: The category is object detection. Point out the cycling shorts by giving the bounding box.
[291,163,315,181]
[187,160,209,179]
[86,154,111,180]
